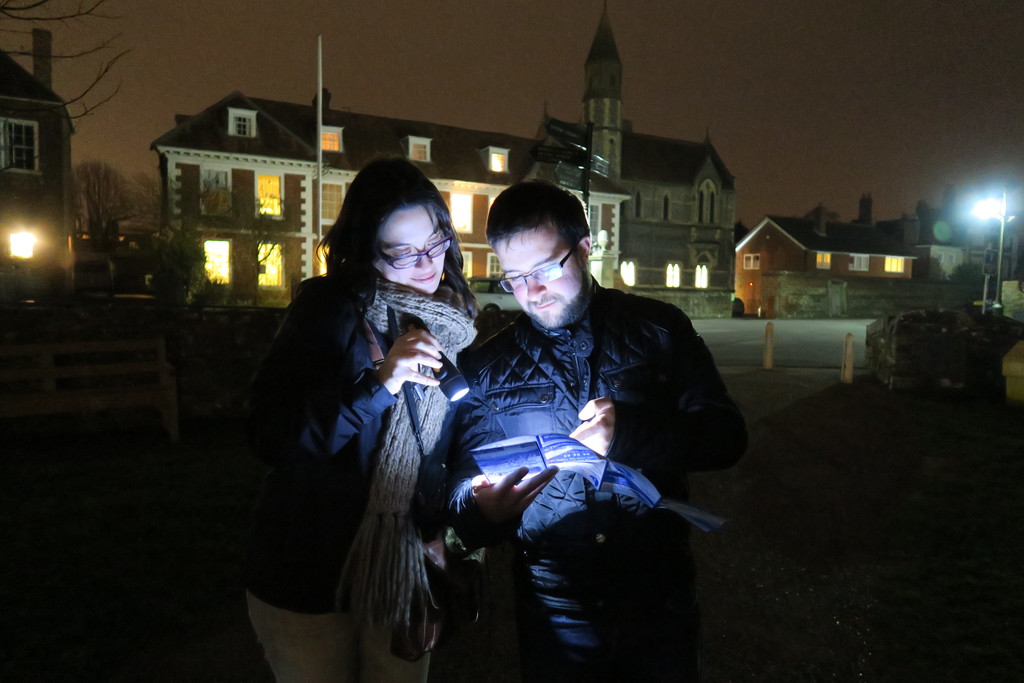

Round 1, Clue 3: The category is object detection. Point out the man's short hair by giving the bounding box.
[486,181,589,248]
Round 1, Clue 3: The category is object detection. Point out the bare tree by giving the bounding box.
[73,160,132,249]
[1,0,127,119]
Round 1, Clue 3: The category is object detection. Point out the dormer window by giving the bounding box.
[321,126,343,152]
[484,146,510,173]
[404,136,432,162]
[228,108,257,138]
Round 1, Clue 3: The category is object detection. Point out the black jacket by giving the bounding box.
[245,277,456,614]
[450,284,746,604]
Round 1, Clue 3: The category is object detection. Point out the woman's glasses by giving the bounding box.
[382,237,453,269]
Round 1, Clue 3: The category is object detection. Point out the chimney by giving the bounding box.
[857,193,873,224]
[32,29,53,89]
[812,204,827,236]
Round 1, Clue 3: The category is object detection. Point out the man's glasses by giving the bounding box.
[382,237,453,269]
[499,246,575,293]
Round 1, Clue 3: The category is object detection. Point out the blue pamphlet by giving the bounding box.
[469,433,726,532]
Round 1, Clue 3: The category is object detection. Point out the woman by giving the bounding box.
[245,157,477,682]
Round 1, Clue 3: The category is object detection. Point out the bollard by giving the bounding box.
[763,322,774,370]
[840,332,854,384]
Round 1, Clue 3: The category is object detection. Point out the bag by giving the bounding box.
[390,529,486,662]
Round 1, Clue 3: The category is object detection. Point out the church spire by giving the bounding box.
[584,2,622,100]
[582,2,623,177]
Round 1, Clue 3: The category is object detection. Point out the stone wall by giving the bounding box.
[761,272,978,319]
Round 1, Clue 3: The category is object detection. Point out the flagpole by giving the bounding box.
[315,35,324,250]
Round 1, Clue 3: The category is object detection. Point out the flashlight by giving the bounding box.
[404,316,469,402]
[434,352,470,401]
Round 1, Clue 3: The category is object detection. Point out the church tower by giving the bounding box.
[582,3,623,177]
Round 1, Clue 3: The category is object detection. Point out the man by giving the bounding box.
[449,180,747,682]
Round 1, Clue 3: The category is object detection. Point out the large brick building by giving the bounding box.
[152,7,739,313]
[0,30,74,299]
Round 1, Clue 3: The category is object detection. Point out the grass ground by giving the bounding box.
[1,376,1022,681]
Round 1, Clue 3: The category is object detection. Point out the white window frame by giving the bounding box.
[200,167,231,215]
[666,262,681,288]
[485,146,509,172]
[228,108,257,138]
[743,253,760,270]
[850,254,870,272]
[257,174,283,217]
[321,182,344,225]
[321,126,343,152]
[258,242,284,288]
[405,135,432,162]
[461,251,474,278]
[694,264,709,289]
[1,118,40,172]
[450,192,473,233]
[884,256,905,273]
[620,260,637,287]
[486,253,503,278]
[204,239,231,284]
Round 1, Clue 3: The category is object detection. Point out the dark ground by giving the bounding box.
[6,367,1024,681]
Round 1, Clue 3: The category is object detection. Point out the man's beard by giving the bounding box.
[527,276,591,330]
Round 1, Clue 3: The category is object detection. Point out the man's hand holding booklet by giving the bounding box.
[469,433,726,532]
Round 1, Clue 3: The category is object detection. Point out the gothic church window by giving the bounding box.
[698,179,717,224]
[635,192,642,218]
[663,195,670,221]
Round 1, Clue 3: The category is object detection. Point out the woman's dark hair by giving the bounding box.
[319,157,475,316]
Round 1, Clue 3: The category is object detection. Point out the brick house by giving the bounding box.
[0,30,74,299]
[150,89,633,305]
[736,209,915,317]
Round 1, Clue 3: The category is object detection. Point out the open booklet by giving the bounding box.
[469,433,726,532]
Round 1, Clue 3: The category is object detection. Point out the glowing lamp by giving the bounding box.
[10,232,36,258]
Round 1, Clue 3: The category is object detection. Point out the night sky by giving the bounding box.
[7,0,1024,226]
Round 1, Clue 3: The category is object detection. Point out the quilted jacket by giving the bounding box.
[450,283,747,606]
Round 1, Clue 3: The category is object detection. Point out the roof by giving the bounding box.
[743,215,915,257]
[0,49,63,104]
[586,5,621,64]
[151,91,544,185]
[620,132,735,188]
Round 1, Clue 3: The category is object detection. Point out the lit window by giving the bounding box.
[204,240,231,283]
[487,147,509,172]
[462,251,473,278]
[322,183,343,224]
[321,127,343,152]
[486,253,502,278]
[884,256,905,273]
[451,193,473,232]
[620,260,636,287]
[850,254,869,271]
[201,168,231,215]
[695,264,709,289]
[228,108,256,138]
[666,263,681,288]
[258,243,283,287]
[743,253,760,270]
[816,252,831,269]
[10,231,36,258]
[1,118,39,171]
[258,175,282,216]
[405,136,432,162]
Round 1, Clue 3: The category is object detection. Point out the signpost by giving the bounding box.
[532,145,586,165]
[545,117,587,148]
[536,118,596,205]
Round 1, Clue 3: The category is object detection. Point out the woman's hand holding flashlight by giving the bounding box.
[375,327,442,395]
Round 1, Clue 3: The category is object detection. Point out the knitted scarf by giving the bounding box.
[336,279,476,628]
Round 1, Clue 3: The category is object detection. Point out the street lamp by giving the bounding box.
[972,187,1015,316]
